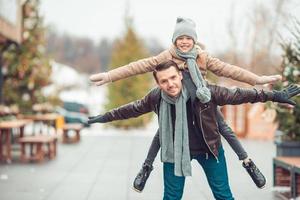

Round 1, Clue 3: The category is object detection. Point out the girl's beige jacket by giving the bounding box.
[107,45,260,86]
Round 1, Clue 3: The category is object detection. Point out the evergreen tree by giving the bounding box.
[2,0,52,114]
[274,20,300,141]
[105,21,153,128]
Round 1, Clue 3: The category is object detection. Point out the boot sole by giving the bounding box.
[257,178,267,189]
[132,187,143,193]
[258,184,266,189]
[257,182,266,189]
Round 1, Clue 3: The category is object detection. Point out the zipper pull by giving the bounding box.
[206,153,208,160]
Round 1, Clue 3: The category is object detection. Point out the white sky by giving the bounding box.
[40,0,300,53]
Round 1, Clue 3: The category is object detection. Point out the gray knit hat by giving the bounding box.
[172,17,197,44]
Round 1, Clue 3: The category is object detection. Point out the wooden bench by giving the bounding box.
[62,123,83,143]
[18,135,57,162]
[273,157,300,199]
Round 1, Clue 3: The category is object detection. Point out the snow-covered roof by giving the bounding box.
[51,62,87,87]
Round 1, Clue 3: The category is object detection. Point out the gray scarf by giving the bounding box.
[175,47,211,103]
[159,85,192,176]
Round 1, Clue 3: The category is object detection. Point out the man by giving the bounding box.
[88,60,299,200]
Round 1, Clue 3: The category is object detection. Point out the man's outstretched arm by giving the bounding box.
[211,84,300,106]
[88,87,161,124]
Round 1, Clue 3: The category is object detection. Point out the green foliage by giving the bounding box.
[2,0,52,114]
[105,25,153,128]
[274,20,300,141]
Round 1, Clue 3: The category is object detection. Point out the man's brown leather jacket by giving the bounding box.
[100,85,274,159]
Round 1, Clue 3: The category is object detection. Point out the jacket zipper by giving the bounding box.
[198,104,219,163]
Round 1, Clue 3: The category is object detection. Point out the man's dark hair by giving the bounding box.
[153,60,180,82]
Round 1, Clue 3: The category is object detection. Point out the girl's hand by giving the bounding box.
[256,75,282,85]
[89,72,112,86]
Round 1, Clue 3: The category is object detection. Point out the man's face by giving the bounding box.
[156,66,183,97]
[175,35,194,53]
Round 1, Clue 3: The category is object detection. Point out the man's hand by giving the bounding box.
[256,75,282,85]
[88,115,107,124]
[273,84,300,106]
[89,72,111,86]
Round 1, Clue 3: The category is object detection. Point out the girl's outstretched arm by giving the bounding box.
[90,50,170,86]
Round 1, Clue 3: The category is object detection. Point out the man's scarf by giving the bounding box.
[159,85,192,176]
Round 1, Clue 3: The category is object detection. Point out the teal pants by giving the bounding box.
[163,147,234,200]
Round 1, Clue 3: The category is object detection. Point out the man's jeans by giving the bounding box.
[163,147,234,200]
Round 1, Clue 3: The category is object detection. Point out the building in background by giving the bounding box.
[0,0,24,103]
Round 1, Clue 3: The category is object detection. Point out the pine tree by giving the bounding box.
[2,0,52,114]
[105,21,153,128]
[274,20,300,141]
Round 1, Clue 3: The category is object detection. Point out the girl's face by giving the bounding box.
[175,35,194,53]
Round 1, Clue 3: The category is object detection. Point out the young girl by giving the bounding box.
[90,17,281,192]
